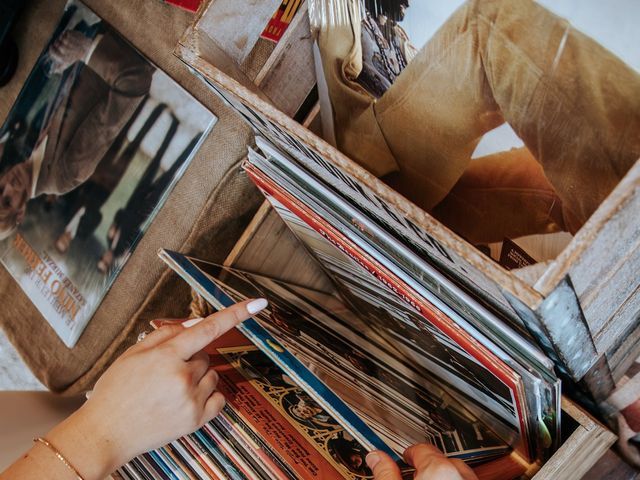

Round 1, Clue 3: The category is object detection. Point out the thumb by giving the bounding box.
[366,451,402,480]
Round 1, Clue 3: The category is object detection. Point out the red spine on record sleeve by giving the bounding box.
[163,0,201,12]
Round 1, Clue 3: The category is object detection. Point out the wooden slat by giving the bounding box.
[532,399,616,479]
[180,22,270,100]
[258,8,316,116]
[255,1,310,86]
[302,101,320,128]
[607,308,640,380]
[238,1,308,83]
[304,102,323,136]
[587,238,640,345]
[511,262,552,287]
[223,200,272,267]
[225,204,333,292]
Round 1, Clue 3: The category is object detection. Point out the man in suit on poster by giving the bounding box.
[0,24,154,240]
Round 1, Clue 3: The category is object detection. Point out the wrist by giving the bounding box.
[46,404,126,479]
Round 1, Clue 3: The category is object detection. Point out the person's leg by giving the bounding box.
[376,0,503,211]
[431,147,566,245]
[75,185,109,239]
[377,0,640,231]
[473,0,640,232]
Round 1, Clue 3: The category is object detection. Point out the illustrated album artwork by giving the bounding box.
[0,0,216,347]
[115,249,418,480]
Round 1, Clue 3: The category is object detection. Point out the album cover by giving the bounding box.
[0,0,215,346]
[308,0,639,252]
[240,163,536,461]
[245,141,561,453]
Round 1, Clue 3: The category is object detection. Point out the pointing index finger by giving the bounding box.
[169,298,268,359]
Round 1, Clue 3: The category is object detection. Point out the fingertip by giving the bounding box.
[366,451,381,470]
[200,391,226,426]
[174,299,269,360]
[404,443,442,457]
[246,298,268,315]
[212,391,226,409]
[208,392,226,418]
[403,443,446,470]
[366,450,401,479]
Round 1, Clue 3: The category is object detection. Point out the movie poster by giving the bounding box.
[0,0,216,346]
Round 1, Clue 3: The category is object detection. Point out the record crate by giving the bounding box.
[174,0,639,476]
[218,201,615,479]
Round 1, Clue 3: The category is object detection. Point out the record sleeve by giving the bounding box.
[246,141,561,454]
[0,0,216,346]
[239,164,535,459]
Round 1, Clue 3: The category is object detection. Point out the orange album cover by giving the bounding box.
[207,327,373,479]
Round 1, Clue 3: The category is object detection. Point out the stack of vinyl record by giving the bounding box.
[115,404,299,480]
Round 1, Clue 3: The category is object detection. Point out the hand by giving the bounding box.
[47,30,93,74]
[367,444,478,480]
[44,298,268,479]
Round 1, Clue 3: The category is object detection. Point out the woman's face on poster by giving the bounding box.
[0,163,31,219]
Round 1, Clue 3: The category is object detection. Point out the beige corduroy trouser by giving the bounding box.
[318,0,640,243]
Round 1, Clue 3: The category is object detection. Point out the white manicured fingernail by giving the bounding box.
[247,298,268,315]
[183,317,204,328]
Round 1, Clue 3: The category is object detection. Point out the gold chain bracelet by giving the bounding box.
[33,437,85,480]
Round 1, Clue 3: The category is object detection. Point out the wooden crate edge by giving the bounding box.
[532,398,616,479]
[535,159,640,297]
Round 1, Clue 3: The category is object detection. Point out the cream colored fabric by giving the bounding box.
[311,0,398,177]
[0,0,262,395]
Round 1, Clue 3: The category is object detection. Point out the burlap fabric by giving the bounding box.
[0,0,262,395]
